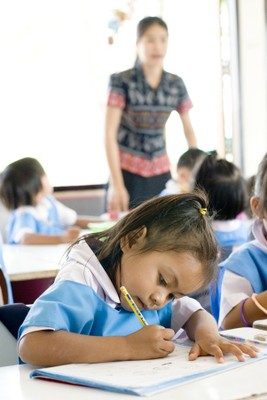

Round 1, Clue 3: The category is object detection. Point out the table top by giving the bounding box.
[1,359,267,400]
[3,244,69,281]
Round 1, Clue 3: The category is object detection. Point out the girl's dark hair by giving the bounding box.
[0,157,45,210]
[254,152,267,217]
[68,191,218,290]
[136,16,168,42]
[193,154,247,220]
[177,148,207,170]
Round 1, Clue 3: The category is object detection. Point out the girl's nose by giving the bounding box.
[151,290,167,308]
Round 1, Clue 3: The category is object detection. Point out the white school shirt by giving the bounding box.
[218,219,267,329]
[21,240,203,339]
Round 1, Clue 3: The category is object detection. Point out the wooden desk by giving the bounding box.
[3,244,68,282]
[3,244,68,303]
[1,359,267,400]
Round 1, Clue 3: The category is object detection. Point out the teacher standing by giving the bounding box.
[105,16,197,212]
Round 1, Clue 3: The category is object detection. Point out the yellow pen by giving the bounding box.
[120,286,148,327]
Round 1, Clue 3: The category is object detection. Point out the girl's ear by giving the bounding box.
[250,196,260,218]
[120,226,147,253]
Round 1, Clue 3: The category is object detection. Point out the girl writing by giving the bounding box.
[18,192,258,366]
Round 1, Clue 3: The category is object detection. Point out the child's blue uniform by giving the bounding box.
[211,240,267,323]
[213,220,251,261]
[18,280,172,338]
[18,240,203,361]
[214,223,250,248]
[7,195,77,244]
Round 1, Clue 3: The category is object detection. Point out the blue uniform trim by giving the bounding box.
[210,242,267,322]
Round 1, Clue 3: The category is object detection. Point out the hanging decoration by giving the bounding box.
[108,0,136,45]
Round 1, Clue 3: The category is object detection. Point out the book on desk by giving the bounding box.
[220,326,267,345]
[30,340,267,397]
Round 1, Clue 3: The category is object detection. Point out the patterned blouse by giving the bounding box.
[107,65,193,177]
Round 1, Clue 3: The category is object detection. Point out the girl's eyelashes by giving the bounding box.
[159,274,175,300]
[159,274,167,287]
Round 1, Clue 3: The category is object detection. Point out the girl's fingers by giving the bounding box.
[189,343,225,363]
[188,343,201,361]
[188,341,259,363]
[162,328,175,340]
[224,342,259,359]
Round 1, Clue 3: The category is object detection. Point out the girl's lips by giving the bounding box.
[137,298,146,310]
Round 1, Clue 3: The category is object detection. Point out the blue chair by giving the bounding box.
[0,303,30,366]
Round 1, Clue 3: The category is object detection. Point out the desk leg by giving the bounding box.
[11,278,54,304]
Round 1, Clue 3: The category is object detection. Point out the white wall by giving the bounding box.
[0,0,111,186]
[237,0,267,177]
[162,0,223,161]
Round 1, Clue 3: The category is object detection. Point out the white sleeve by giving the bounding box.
[218,269,253,329]
[54,199,77,226]
[171,296,203,334]
[18,325,55,341]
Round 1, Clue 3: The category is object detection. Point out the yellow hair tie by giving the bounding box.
[200,208,207,215]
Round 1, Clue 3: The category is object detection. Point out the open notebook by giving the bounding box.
[30,341,267,397]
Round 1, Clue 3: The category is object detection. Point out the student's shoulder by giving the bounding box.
[221,240,267,267]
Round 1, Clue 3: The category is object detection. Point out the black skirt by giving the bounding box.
[122,169,171,209]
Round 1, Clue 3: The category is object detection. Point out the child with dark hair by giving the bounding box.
[212,153,267,329]
[18,191,258,367]
[189,153,250,313]
[160,148,207,195]
[193,153,250,261]
[0,157,99,244]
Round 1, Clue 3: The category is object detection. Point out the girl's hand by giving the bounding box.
[64,226,80,243]
[125,325,175,360]
[107,185,129,212]
[188,334,259,363]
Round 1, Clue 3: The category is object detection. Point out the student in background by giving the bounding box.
[160,148,207,196]
[18,192,258,367]
[189,153,250,312]
[212,153,267,329]
[193,153,250,261]
[0,157,98,245]
[105,16,197,212]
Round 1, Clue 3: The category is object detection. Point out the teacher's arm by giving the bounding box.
[105,106,129,212]
[179,111,197,148]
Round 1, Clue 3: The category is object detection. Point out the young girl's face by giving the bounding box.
[118,243,205,312]
[177,167,192,192]
[136,24,168,67]
[35,174,53,204]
